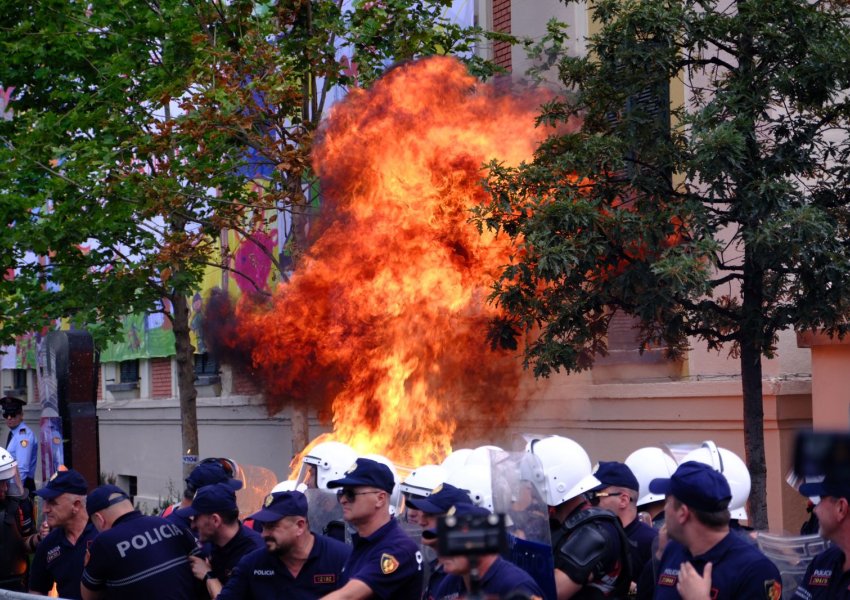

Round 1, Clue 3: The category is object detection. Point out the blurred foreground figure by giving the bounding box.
[0,445,34,592]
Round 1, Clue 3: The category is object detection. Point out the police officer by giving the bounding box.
[218,489,351,599]
[81,484,199,600]
[163,458,243,531]
[0,445,35,592]
[407,482,474,599]
[176,482,264,598]
[643,461,781,599]
[588,462,658,585]
[323,457,424,600]
[427,503,545,600]
[1,396,37,494]
[792,475,850,598]
[529,435,632,599]
[29,469,96,599]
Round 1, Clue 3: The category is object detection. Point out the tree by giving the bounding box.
[0,0,505,475]
[474,0,850,529]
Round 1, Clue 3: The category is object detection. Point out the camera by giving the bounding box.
[436,512,508,557]
[794,430,850,479]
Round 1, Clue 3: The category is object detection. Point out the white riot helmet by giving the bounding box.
[443,446,500,512]
[441,449,473,474]
[0,446,25,499]
[683,441,751,520]
[298,441,358,490]
[271,480,308,494]
[625,447,678,507]
[527,436,599,506]
[400,464,447,498]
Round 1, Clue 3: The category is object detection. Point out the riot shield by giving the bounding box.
[305,487,349,543]
[490,449,556,600]
[757,532,830,599]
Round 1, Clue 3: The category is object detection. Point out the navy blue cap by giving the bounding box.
[649,461,732,512]
[800,476,850,500]
[326,458,394,494]
[591,461,640,492]
[86,484,131,517]
[407,483,473,515]
[176,483,238,518]
[422,503,492,539]
[1,397,24,415]
[35,469,88,499]
[249,490,309,523]
[186,462,242,492]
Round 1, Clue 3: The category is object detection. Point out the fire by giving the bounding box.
[222,57,549,467]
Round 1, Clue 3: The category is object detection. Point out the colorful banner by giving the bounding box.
[99,311,176,362]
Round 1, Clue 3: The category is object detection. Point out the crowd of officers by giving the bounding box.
[0,426,848,598]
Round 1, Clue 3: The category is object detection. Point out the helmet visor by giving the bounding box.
[0,463,25,500]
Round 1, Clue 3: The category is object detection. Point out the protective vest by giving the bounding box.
[551,507,633,598]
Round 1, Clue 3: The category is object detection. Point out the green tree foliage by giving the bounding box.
[0,0,504,469]
[475,0,850,528]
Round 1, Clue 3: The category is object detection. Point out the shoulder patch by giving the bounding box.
[380,553,399,575]
[765,580,782,600]
[20,440,27,448]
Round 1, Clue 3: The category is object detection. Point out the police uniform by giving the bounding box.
[551,503,631,599]
[342,516,423,599]
[624,517,657,582]
[81,511,198,599]
[208,523,264,584]
[218,532,351,599]
[29,522,97,599]
[794,545,850,599]
[431,556,545,600]
[6,423,36,491]
[651,532,781,599]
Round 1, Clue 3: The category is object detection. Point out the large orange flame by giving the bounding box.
[229,57,549,467]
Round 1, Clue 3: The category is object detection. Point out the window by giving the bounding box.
[194,353,220,385]
[12,369,27,392]
[119,360,140,384]
[194,353,219,376]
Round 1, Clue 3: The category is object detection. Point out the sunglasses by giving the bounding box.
[336,488,381,503]
[2,412,18,419]
[588,491,632,504]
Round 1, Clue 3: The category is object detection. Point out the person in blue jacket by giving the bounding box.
[1,397,37,494]
[176,482,264,598]
[323,457,424,600]
[29,469,97,599]
[793,475,850,599]
[218,489,351,600]
[642,461,782,600]
[425,503,545,600]
[81,484,199,600]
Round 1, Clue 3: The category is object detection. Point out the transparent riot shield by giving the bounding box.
[490,449,556,600]
[305,488,350,544]
[757,532,830,599]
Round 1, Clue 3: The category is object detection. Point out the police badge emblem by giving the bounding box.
[380,553,399,575]
[263,494,274,507]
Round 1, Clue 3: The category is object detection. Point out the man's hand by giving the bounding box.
[676,561,712,600]
[188,555,212,581]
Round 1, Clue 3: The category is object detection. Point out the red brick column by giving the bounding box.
[493,0,512,71]
[151,358,173,399]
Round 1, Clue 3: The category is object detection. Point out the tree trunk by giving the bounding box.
[286,174,311,456]
[741,238,768,530]
[173,292,200,480]
[740,336,767,529]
